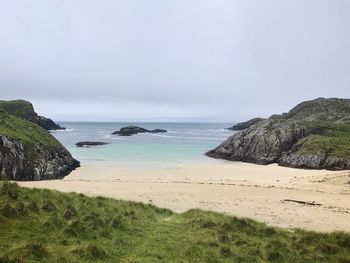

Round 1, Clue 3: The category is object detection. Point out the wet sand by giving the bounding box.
[19,162,350,232]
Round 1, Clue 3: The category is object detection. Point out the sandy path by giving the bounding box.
[19,162,350,232]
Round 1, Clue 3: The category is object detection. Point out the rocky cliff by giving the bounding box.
[0,110,79,180]
[0,100,64,130]
[207,98,350,170]
[227,118,265,131]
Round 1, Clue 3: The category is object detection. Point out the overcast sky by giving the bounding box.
[0,1,349,122]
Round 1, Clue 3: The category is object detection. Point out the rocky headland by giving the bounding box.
[227,117,265,131]
[0,99,64,130]
[112,126,167,136]
[207,98,350,170]
[0,110,79,180]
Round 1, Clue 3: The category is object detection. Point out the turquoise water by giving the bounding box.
[51,122,234,167]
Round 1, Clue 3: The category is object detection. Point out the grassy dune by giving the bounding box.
[0,182,349,262]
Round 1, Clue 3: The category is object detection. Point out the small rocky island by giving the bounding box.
[0,99,64,130]
[76,141,109,147]
[207,98,350,170]
[0,110,79,180]
[112,126,167,136]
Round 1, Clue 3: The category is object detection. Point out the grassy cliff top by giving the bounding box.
[285,98,350,119]
[268,98,350,159]
[0,99,63,130]
[0,182,349,262]
[0,100,37,120]
[0,110,63,158]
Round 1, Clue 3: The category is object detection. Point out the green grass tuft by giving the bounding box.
[71,243,108,259]
[2,181,19,199]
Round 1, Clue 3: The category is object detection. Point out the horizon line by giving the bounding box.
[56,120,235,124]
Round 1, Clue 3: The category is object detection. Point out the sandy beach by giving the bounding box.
[19,162,350,232]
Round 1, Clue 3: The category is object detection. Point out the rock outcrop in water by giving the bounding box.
[207,98,350,170]
[0,110,79,180]
[227,118,265,131]
[112,126,167,136]
[148,129,167,133]
[75,141,109,147]
[0,99,64,130]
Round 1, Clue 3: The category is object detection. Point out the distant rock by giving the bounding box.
[227,118,265,131]
[112,126,167,136]
[112,126,149,136]
[0,110,79,181]
[207,98,350,170]
[0,99,64,130]
[149,129,167,133]
[75,141,109,147]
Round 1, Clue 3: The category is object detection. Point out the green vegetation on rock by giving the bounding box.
[0,110,79,180]
[0,99,63,130]
[0,110,62,159]
[0,100,36,120]
[285,98,350,119]
[299,121,350,158]
[1,182,349,262]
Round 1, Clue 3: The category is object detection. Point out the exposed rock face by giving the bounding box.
[209,119,309,164]
[0,111,79,180]
[227,118,265,131]
[0,135,79,180]
[279,152,350,170]
[207,98,350,170]
[35,116,63,130]
[112,126,167,136]
[0,100,64,130]
[75,141,109,147]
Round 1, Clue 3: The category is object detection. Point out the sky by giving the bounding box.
[0,0,349,122]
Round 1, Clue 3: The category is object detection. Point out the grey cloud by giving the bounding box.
[0,0,349,121]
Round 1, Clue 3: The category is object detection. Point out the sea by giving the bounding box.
[51,122,234,167]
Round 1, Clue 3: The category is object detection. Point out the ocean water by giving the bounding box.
[51,122,234,167]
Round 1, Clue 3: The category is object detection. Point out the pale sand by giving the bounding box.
[19,162,350,232]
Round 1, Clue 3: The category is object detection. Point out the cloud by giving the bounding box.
[0,0,349,121]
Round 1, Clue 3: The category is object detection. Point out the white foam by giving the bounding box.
[51,128,76,132]
[103,135,122,140]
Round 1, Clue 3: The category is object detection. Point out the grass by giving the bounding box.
[298,121,350,158]
[0,110,63,159]
[0,182,349,262]
[0,100,36,121]
[267,102,350,159]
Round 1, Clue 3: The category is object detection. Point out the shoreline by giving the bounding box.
[19,162,350,232]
